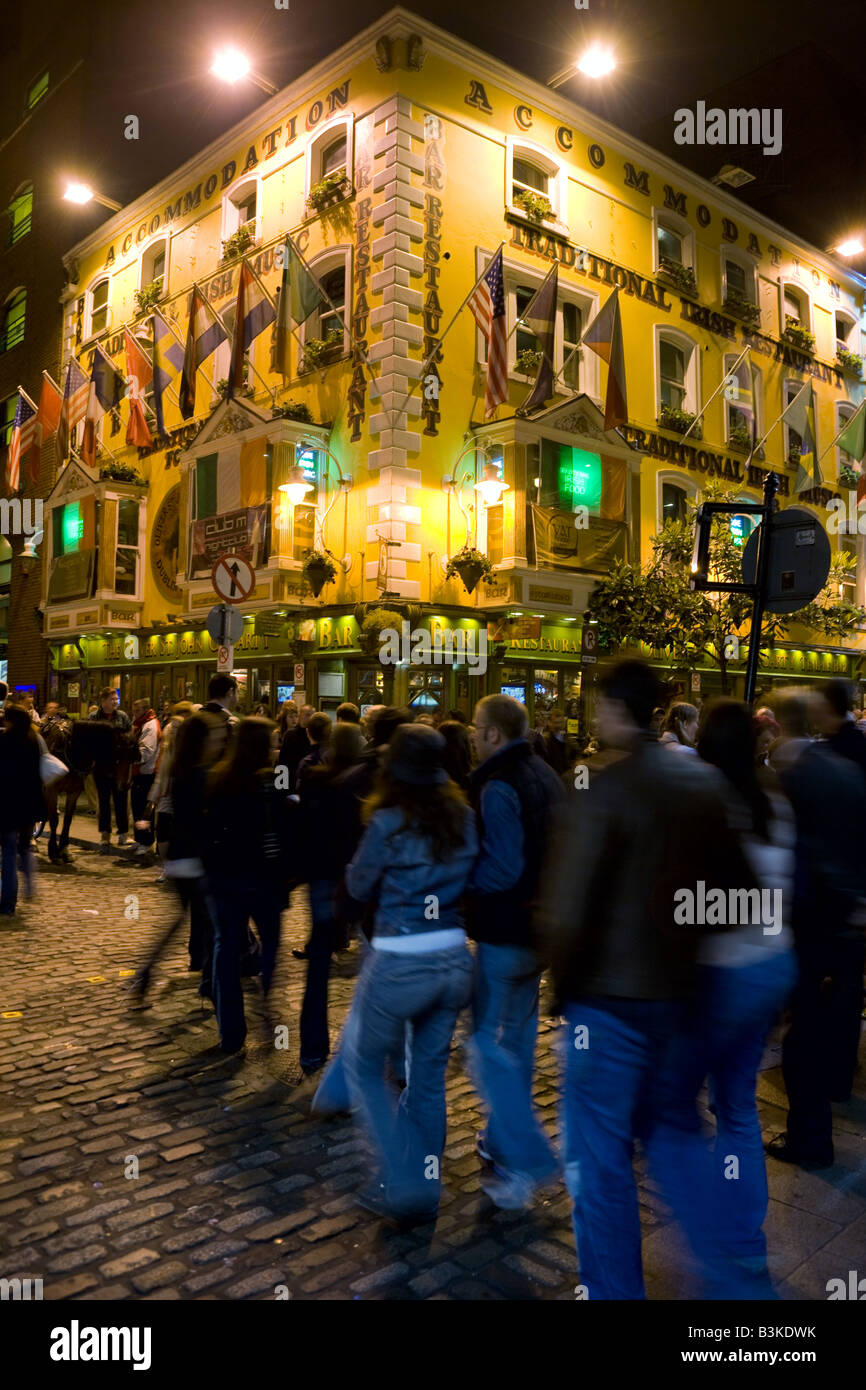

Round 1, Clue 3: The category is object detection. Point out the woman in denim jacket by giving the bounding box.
[342,723,478,1222]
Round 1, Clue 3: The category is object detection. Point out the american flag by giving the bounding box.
[468,249,508,419]
[57,356,90,462]
[5,391,37,492]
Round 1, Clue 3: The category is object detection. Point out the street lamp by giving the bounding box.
[835,238,864,258]
[278,465,314,506]
[211,46,278,96]
[475,460,510,507]
[63,182,122,212]
[549,43,616,89]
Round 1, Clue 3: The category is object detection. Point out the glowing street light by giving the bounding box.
[63,182,122,211]
[278,465,315,506]
[474,461,510,506]
[548,42,617,89]
[835,238,864,258]
[211,46,277,95]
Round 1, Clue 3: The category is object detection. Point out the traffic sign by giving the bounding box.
[212,553,256,604]
[216,644,234,673]
[742,508,831,615]
[580,624,599,665]
[205,604,243,645]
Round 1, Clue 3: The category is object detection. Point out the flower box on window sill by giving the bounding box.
[219,227,258,266]
[782,317,815,354]
[839,465,860,490]
[298,334,344,374]
[836,348,863,379]
[726,431,765,459]
[514,348,543,378]
[98,462,146,488]
[722,294,761,328]
[657,257,697,297]
[658,405,701,440]
[507,203,563,236]
[306,172,353,214]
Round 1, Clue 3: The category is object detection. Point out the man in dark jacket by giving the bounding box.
[90,687,133,852]
[203,674,239,755]
[811,677,866,784]
[767,689,866,1168]
[277,703,315,792]
[540,659,761,1299]
[541,707,574,775]
[467,694,565,1211]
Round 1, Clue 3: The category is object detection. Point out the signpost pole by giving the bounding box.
[743,471,779,706]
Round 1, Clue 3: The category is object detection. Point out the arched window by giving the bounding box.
[722,248,758,314]
[0,289,26,352]
[222,177,260,248]
[656,329,698,418]
[87,278,109,338]
[661,480,688,524]
[783,379,804,462]
[507,140,566,223]
[299,250,350,366]
[836,402,860,477]
[140,238,167,293]
[724,353,760,447]
[306,119,353,205]
[7,182,33,246]
[782,284,810,335]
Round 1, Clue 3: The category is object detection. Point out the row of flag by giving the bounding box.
[4,236,331,492]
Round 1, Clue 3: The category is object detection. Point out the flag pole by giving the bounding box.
[179,288,222,398]
[751,376,811,459]
[202,268,275,402]
[142,315,185,413]
[283,234,384,407]
[816,395,866,468]
[676,344,752,443]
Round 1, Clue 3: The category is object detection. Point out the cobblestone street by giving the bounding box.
[1,821,865,1302]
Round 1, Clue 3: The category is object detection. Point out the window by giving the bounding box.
[722,252,758,307]
[235,189,257,232]
[507,140,565,223]
[223,178,260,244]
[562,302,582,390]
[661,481,688,525]
[783,380,803,460]
[52,502,84,557]
[302,253,349,354]
[140,239,167,293]
[783,285,807,331]
[513,155,549,201]
[114,497,141,595]
[538,440,602,512]
[318,267,345,343]
[652,209,695,279]
[1,394,16,448]
[87,279,109,338]
[515,285,539,362]
[320,134,347,178]
[7,183,33,246]
[307,120,353,201]
[660,339,686,410]
[0,289,26,352]
[27,71,48,109]
[657,224,683,265]
[840,537,857,607]
[836,313,855,350]
[724,353,760,445]
[729,502,758,547]
[837,403,859,472]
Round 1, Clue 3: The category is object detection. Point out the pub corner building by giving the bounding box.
[9,6,866,727]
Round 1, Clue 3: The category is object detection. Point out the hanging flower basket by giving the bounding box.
[134,279,163,317]
[358,606,404,655]
[445,545,494,594]
[302,549,338,598]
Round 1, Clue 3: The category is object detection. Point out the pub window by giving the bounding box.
[26,71,48,109]
[52,501,84,557]
[1,393,16,448]
[837,402,858,473]
[538,439,602,512]
[840,537,858,607]
[783,379,803,461]
[307,119,353,202]
[140,239,167,294]
[722,252,756,305]
[657,224,683,266]
[515,284,540,364]
[507,139,564,222]
[782,284,809,334]
[223,177,260,246]
[661,481,688,526]
[657,330,698,415]
[87,278,109,339]
[724,352,760,445]
[301,251,349,356]
[653,209,694,277]
[7,182,33,246]
[836,311,858,354]
[114,497,141,596]
[0,288,26,352]
[562,301,582,389]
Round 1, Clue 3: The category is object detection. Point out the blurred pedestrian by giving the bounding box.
[295,712,331,789]
[659,701,699,754]
[89,687,133,851]
[467,694,565,1210]
[0,704,44,914]
[541,707,574,775]
[203,674,239,755]
[342,724,478,1220]
[336,702,361,725]
[130,699,161,862]
[150,701,194,873]
[753,711,780,768]
[278,703,315,793]
[811,678,866,784]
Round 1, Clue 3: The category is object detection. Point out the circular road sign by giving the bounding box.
[211,553,256,605]
[742,507,831,614]
[205,604,244,645]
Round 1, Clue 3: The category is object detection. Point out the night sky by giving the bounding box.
[57,0,866,274]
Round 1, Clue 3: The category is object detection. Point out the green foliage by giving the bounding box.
[444,545,494,582]
[836,347,863,378]
[134,280,163,316]
[783,316,815,353]
[515,347,543,375]
[658,256,697,296]
[513,189,553,223]
[658,402,702,439]
[586,478,865,692]
[307,169,349,210]
[271,399,314,422]
[301,329,343,371]
[99,461,145,484]
[302,549,338,583]
[361,606,404,634]
[838,462,860,489]
[722,291,761,327]
[727,423,752,450]
[220,225,256,265]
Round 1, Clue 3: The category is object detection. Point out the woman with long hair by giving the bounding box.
[438,718,473,792]
[659,701,699,754]
[0,705,44,915]
[296,723,366,1073]
[664,698,797,1294]
[203,717,296,1052]
[341,723,478,1221]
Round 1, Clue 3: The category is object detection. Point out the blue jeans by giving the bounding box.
[665,953,797,1265]
[1,830,19,913]
[313,932,406,1111]
[344,944,473,1214]
[300,879,340,1069]
[210,877,284,1049]
[468,943,557,1182]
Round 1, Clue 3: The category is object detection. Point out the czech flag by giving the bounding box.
[179,286,228,420]
[229,262,275,397]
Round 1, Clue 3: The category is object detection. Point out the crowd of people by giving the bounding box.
[1,663,864,1300]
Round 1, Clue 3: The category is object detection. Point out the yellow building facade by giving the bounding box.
[42,8,866,723]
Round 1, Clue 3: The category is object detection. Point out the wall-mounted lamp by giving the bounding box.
[475,461,509,507]
[278,465,315,506]
[19,534,40,577]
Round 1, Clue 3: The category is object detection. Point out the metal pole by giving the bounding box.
[743,471,779,706]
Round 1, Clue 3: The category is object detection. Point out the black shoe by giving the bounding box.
[765,1132,833,1169]
[291,947,309,960]
[219,1036,246,1054]
[355,1183,437,1225]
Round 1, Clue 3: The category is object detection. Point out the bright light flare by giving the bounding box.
[836,238,864,257]
[211,47,252,84]
[576,44,616,78]
[64,182,94,205]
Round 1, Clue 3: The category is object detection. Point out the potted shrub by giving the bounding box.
[99,461,145,485]
[271,399,314,423]
[836,346,863,379]
[300,328,343,373]
[727,423,752,452]
[515,347,543,376]
[445,544,494,594]
[359,605,404,655]
[782,316,815,354]
[302,549,338,598]
[722,291,761,328]
[214,370,254,400]
[219,225,256,266]
[787,443,802,467]
[658,403,702,440]
[513,189,553,224]
[657,256,697,296]
[307,169,351,213]
[839,462,860,490]
[134,279,163,317]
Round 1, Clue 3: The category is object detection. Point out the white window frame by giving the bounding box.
[652,208,695,272]
[656,470,697,531]
[721,247,757,306]
[222,174,262,244]
[836,401,859,473]
[305,117,354,204]
[505,137,567,229]
[655,326,699,417]
[835,309,860,354]
[110,492,145,601]
[85,276,110,341]
[298,247,351,362]
[723,352,761,443]
[783,378,805,461]
[781,281,811,335]
[491,254,600,397]
[139,237,169,294]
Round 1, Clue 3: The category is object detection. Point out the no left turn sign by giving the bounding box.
[212,553,256,604]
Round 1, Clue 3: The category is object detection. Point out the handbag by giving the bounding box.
[40,752,68,786]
